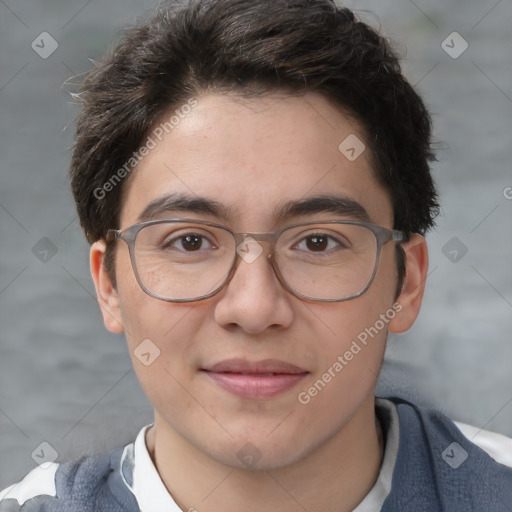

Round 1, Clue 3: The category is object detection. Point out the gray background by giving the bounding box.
[1,0,511,488]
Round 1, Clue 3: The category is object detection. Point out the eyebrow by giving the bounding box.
[275,194,370,224]
[137,193,237,223]
[137,192,370,224]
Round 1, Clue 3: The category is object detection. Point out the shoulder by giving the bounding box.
[0,446,139,511]
[0,462,59,507]
[380,397,512,511]
[453,419,512,468]
[391,397,512,468]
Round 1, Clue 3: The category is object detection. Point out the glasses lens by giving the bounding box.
[133,222,236,300]
[275,223,378,300]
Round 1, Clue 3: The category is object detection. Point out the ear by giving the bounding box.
[389,234,429,334]
[90,240,125,333]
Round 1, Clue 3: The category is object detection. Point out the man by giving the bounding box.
[1,0,511,510]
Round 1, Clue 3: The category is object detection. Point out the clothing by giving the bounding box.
[1,397,511,511]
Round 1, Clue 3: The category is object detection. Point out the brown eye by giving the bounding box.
[181,234,203,251]
[305,235,329,251]
[294,233,344,254]
[162,233,214,252]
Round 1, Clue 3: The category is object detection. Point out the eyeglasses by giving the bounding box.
[106,218,407,303]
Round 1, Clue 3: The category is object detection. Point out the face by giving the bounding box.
[91,92,427,470]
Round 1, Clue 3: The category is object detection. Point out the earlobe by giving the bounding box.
[389,234,429,334]
[90,240,125,334]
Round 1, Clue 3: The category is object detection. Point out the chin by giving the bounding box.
[201,427,318,471]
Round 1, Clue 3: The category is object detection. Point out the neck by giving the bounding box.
[145,397,383,512]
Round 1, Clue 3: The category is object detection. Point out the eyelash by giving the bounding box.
[164,233,344,253]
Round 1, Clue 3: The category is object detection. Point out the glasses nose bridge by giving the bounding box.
[231,231,278,268]
[232,231,279,253]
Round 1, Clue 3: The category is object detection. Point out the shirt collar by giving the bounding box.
[353,398,400,511]
[119,398,399,512]
[120,424,183,512]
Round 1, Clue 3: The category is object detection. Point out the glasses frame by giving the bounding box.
[106,218,407,303]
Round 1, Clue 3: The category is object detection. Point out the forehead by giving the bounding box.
[120,92,393,230]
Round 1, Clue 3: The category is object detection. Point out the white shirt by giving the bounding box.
[120,399,512,512]
[117,399,388,511]
[3,398,512,510]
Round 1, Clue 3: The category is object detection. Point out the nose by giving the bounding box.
[213,239,294,335]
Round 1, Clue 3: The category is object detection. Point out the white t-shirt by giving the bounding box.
[120,398,512,511]
[2,398,512,511]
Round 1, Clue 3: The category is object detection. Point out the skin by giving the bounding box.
[90,92,428,512]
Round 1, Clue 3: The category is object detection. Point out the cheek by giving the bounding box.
[119,293,200,367]
[373,244,401,302]
[114,249,202,381]
[117,292,207,423]
[293,301,390,441]
[297,254,399,411]
[310,299,390,378]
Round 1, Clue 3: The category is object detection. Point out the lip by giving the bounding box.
[201,358,309,399]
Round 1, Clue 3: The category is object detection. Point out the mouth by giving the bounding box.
[201,358,309,399]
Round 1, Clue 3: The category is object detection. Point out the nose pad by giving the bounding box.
[232,236,282,289]
[213,236,294,333]
[235,236,267,265]
[223,235,285,296]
